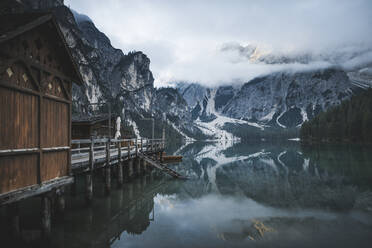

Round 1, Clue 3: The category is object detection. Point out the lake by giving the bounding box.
[2,140,372,247]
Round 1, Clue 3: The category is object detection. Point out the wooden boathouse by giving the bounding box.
[0,13,83,205]
[72,115,116,140]
[0,13,184,241]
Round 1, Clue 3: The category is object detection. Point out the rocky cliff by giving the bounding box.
[2,0,370,141]
[2,0,189,139]
[175,67,371,139]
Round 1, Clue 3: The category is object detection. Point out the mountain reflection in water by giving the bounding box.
[117,141,372,248]
[4,141,371,248]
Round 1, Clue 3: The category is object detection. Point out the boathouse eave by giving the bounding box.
[0,13,84,86]
[0,176,73,206]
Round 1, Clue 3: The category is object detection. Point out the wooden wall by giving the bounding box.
[0,154,38,194]
[0,88,39,150]
[0,21,74,195]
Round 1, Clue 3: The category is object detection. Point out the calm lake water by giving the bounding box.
[2,140,372,247]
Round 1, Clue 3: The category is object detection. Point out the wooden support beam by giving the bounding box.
[70,176,77,197]
[128,159,134,179]
[86,136,94,205]
[127,142,130,160]
[141,173,147,189]
[127,182,133,200]
[56,188,65,214]
[6,202,20,238]
[85,173,93,205]
[105,142,111,195]
[136,158,141,177]
[41,195,51,238]
[135,138,138,156]
[117,141,123,187]
[141,158,147,174]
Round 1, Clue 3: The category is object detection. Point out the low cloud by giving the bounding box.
[66,0,372,87]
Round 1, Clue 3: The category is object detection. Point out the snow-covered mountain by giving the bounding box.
[4,0,371,141]
[175,67,371,140]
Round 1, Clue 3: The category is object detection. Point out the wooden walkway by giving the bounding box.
[0,138,184,206]
[70,138,185,179]
[71,138,162,172]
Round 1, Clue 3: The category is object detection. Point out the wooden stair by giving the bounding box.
[139,154,187,180]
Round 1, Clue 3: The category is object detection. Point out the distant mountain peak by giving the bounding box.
[70,8,92,24]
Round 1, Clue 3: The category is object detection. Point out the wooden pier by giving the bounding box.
[0,13,185,241]
[0,136,184,239]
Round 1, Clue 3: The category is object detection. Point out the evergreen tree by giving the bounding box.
[300,88,372,143]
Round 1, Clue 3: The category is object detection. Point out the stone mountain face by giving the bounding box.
[222,69,354,128]
[176,68,368,139]
[4,0,182,139]
[3,0,370,141]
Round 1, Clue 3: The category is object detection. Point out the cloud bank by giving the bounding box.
[65,0,372,87]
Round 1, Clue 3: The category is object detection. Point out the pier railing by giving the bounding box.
[70,138,165,172]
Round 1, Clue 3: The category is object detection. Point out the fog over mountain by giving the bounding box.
[65,0,372,87]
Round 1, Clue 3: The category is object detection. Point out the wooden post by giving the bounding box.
[56,188,65,214]
[128,159,134,179]
[149,170,154,182]
[70,176,77,196]
[141,158,146,174]
[136,158,141,177]
[117,141,123,187]
[41,195,52,238]
[85,173,93,205]
[7,202,20,238]
[86,136,94,205]
[135,138,138,156]
[127,141,130,160]
[141,173,147,188]
[105,141,111,195]
[127,181,133,200]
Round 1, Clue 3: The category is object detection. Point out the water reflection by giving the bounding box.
[45,173,165,248]
[171,141,372,211]
[6,141,371,247]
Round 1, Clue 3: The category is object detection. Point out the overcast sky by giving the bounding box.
[65,0,372,87]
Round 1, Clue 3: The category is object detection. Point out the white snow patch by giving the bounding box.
[168,121,195,141]
[260,108,276,122]
[205,89,217,115]
[127,118,141,138]
[195,89,264,140]
[276,111,287,128]
[296,107,309,127]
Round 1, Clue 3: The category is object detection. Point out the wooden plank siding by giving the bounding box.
[0,154,38,194]
[42,99,69,148]
[41,151,68,182]
[0,14,83,202]
[0,87,39,150]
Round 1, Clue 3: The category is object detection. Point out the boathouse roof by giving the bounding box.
[0,13,84,85]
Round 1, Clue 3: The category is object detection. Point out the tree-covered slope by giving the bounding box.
[300,89,372,143]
